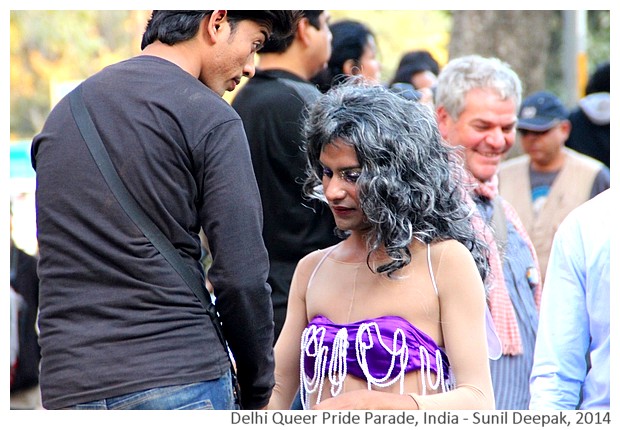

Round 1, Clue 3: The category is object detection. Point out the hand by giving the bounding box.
[311,390,418,410]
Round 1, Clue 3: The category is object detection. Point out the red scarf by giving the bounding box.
[471,175,541,356]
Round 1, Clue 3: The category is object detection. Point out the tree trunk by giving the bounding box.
[449,10,558,95]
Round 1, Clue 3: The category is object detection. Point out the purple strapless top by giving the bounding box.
[302,314,450,382]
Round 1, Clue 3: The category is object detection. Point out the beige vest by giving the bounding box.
[498,148,602,284]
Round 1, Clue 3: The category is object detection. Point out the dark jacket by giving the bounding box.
[232,69,340,340]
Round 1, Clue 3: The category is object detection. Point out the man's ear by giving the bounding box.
[558,119,572,138]
[435,105,451,139]
[206,10,228,42]
[296,17,312,46]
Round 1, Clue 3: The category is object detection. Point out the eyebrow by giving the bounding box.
[320,163,361,171]
[470,119,516,128]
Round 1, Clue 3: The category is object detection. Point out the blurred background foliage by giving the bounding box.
[10,10,609,141]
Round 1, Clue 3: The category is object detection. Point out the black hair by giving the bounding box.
[390,50,440,87]
[141,10,300,51]
[312,20,376,93]
[258,10,323,54]
[585,61,610,95]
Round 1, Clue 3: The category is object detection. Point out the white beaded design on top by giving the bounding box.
[300,322,451,409]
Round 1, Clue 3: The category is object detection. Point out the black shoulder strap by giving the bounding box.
[67,86,240,403]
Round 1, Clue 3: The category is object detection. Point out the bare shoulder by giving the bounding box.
[431,240,482,283]
[429,239,484,296]
[293,245,340,286]
[297,245,337,269]
[429,239,475,263]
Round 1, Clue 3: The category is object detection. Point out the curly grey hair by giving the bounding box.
[302,79,490,282]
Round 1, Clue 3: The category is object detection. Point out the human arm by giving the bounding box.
[268,252,319,410]
[199,119,274,409]
[411,240,495,409]
[312,390,419,410]
[529,214,590,409]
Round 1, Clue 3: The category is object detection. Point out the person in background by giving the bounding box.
[232,11,340,344]
[390,50,439,104]
[311,19,381,93]
[31,10,299,410]
[529,189,610,410]
[270,81,495,410]
[565,61,610,168]
[499,90,609,286]
[10,202,42,410]
[435,54,541,410]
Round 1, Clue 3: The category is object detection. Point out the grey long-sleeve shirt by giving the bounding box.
[32,56,274,409]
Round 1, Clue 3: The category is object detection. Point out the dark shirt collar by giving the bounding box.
[255,68,308,83]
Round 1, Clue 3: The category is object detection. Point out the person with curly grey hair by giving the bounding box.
[268,80,495,410]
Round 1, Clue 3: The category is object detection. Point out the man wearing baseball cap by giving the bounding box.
[499,90,609,286]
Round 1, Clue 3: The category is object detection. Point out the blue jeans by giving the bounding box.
[291,390,303,410]
[66,371,238,410]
